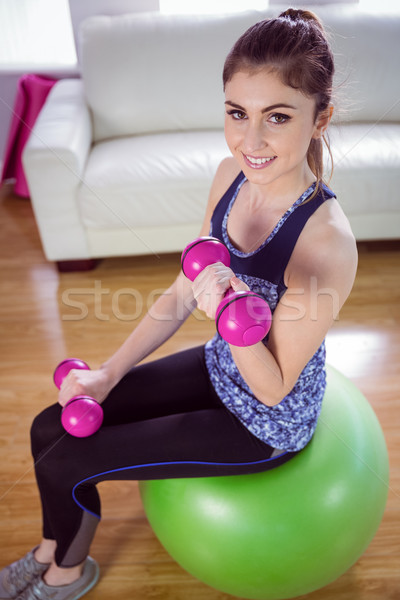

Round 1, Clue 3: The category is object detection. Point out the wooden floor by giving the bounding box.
[0,184,399,599]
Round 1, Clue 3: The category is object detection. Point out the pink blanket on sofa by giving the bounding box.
[1,74,57,197]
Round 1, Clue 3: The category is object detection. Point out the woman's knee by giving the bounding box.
[30,403,63,458]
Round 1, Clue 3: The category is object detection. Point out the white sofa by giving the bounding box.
[23,5,400,268]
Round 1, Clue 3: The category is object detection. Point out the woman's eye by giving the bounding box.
[227,110,247,120]
[269,113,290,124]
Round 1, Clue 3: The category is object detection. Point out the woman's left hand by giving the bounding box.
[192,263,250,319]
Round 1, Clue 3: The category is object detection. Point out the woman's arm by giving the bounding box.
[57,273,196,405]
[194,209,358,407]
[101,158,240,384]
[100,272,194,386]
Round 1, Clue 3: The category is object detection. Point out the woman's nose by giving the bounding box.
[242,123,266,153]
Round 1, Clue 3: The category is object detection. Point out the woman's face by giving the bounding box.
[224,68,325,193]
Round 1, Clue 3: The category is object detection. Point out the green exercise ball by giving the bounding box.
[139,366,389,600]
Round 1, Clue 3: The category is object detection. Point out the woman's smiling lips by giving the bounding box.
[243,153,277,169]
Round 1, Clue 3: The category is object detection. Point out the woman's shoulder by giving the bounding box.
[198,157,242,236]
[208,157,242,207]
[288,193,358,290]
[315,193,356,252]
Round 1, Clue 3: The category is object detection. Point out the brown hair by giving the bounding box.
[223,8,335,192]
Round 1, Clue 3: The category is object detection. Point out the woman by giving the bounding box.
[1,8,357,600]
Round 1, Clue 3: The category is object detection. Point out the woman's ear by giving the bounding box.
[312,104,334,139]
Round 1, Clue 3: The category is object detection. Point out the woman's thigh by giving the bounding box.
[32,345,297,503]
[101,345,222,425]
[62,402,295,518]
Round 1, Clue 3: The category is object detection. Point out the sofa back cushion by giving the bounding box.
[80,8,400,142]
[80,11,264,142]
[327,7,400,124]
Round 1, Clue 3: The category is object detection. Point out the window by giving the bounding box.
[159,0,399,13]
[159,1,269,14]
[0,0,76,70]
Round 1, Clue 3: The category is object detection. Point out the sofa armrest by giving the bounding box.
[23,79,93,261]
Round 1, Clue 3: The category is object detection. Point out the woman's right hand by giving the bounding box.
[57,366,115,407]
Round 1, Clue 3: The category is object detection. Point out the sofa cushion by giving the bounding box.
[330,122,400,216]
[79,11,263,142]
[79,122,400,233]
[327,7,400,123]
[78,130,229,229]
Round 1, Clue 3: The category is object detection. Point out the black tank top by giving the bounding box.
[210,170,336,303]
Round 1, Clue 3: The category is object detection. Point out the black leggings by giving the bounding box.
[31,346,297,567]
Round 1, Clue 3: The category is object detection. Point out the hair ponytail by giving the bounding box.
[279,8,325,32]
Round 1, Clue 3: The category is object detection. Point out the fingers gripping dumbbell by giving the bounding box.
[53,358,104,437]
[181,237,272,346]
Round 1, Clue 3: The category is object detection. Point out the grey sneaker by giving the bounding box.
[16,557,99,600]
[0,548,50,599]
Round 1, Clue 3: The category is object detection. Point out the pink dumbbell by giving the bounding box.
[181,236,272,346]
[53,358,103,438]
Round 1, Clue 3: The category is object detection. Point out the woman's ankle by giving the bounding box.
[34,539,56,564]
[43,562,84,587]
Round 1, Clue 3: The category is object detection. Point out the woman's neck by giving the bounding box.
[245,164,316,213]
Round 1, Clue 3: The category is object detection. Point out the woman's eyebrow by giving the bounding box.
[224,100,297,113]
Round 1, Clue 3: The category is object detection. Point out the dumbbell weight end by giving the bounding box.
[61,395,104,438]
[53,358,90,390]
[181,236,231,281]
[216,290,272,347]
